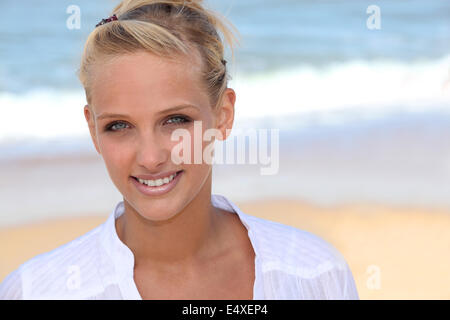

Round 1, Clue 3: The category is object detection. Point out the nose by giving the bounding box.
[135,132,170,171]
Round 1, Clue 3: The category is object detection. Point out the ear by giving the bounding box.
[215,88,236,141]
[84,104,101,154]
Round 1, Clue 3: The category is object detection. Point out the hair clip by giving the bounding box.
[95,14,118,28]
[221,59,227,66]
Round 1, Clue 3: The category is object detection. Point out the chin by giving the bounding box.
[143,199,183,221]
[124,190,189,222]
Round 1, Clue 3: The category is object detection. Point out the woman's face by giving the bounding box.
[84,51,235,221]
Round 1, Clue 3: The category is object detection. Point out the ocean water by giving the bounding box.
[0,0,448,142]
[0,0,449,213]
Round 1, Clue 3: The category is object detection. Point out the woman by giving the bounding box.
[0,0,359,299]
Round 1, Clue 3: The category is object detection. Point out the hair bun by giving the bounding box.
[113,0,205,17]
[80,0,240,109]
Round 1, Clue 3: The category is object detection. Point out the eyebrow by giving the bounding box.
[96,104,199,120]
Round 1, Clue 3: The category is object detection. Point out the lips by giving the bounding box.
[132,170,183,181]
[130,170,184,197]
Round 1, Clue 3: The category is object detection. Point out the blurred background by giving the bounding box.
[1,0,449,299]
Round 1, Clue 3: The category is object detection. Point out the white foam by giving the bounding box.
[0,89,89,141]
[231,55,450,120]
[1,56,449,144]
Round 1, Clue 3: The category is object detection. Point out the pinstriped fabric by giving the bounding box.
[0,264,22,299]
[0,194,359,300]
[223,195,359,299]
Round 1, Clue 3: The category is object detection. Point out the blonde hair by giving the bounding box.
[77,0,240,109]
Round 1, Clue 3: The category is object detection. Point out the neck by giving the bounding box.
[116,172,225,271]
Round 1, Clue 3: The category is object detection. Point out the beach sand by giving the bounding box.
[1,199,449,299]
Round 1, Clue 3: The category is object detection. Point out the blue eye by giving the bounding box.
[105,116,190,132]
[106,121,129,132]
[165,116,190,125]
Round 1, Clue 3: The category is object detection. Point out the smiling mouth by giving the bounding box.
[131,170,183,187]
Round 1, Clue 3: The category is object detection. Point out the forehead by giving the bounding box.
[90,51,209,113]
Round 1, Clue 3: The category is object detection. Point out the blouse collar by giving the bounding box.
[98,193,263,299]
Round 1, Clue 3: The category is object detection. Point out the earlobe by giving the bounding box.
[84,104,94,123]
[84,105,101,154]
[84,105,95,131]
[84,104,91,123]
[216,88,236,141]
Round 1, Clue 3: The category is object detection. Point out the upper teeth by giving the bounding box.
[138,173,177,187]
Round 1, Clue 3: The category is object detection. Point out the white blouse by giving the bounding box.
[0,194,359,300]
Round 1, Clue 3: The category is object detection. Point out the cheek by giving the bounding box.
[190,125,215,169]
[98,136,134,174]
[171,127,210,166]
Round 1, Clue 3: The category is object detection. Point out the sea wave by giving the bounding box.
[1,56,449,158]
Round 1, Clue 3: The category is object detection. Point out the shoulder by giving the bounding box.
[242,214,359,299]
[0,265,23,300]
[243,213,344,270]
[219,194,345,272]
[0,222,107,299]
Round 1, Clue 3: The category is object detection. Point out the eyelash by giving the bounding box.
[105,115,191,132]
